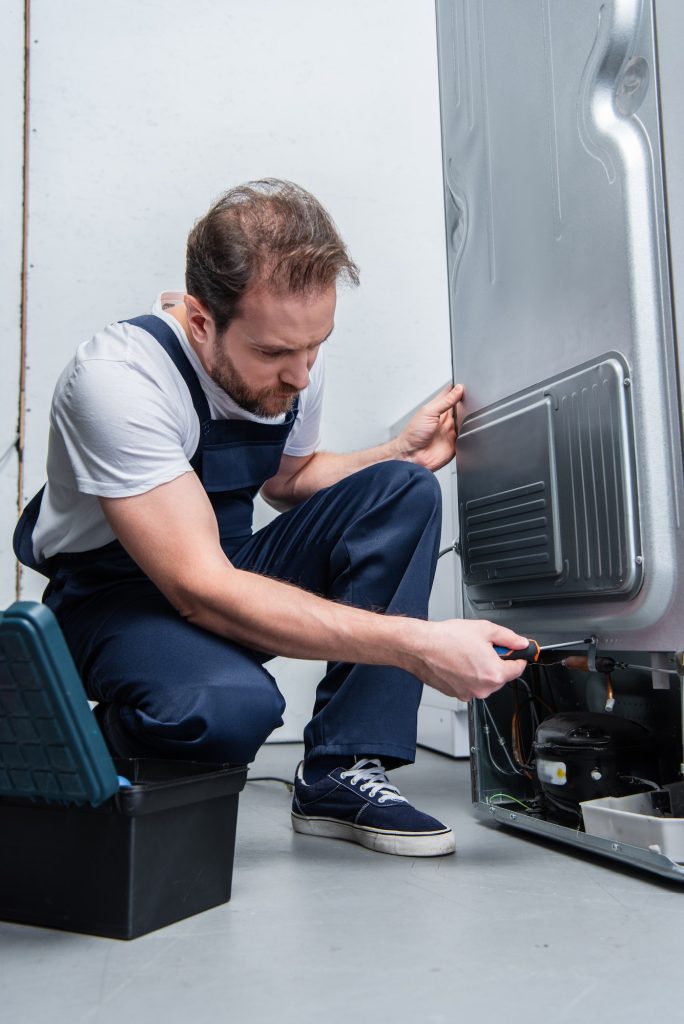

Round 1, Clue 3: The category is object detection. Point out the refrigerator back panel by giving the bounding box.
[457,354,642,605]
[436,0,684,650]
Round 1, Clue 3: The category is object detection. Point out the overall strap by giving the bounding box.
[123,314,211,424]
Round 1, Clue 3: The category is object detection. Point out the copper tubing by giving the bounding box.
[605,672,614,703]
[563,655,590,672]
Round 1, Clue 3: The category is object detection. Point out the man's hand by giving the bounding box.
[261,383,465,508]
[409,618,529,701]
[394,384,464,472]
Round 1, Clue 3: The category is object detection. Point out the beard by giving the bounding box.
[209,351,299,417]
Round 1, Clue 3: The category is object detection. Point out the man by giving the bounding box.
[15,179,526,857]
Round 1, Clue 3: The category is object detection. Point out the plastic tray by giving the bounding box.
[581,790,684,862]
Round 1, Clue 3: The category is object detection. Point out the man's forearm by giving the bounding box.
[175,563,529,702]
[263,384,463,510]
[179,562,424,674]
[264,441,408,509]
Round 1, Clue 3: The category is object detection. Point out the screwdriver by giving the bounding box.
[494,638,594,662]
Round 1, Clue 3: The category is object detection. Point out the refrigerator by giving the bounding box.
[436,0,684,880]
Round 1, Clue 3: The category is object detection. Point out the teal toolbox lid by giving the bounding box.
[0,602,120,806]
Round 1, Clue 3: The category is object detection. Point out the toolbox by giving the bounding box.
[0,601,247,939]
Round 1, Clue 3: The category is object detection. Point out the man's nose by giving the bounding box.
[280,355,310,390]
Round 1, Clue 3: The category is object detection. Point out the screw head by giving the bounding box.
[616,57,650,116]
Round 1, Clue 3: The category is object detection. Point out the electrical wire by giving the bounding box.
[247,776,293,791]
[539,662,559,713]
[478,698,524,776]
[510,679,532,777]
[482,726,520,777]
[619,775,660,791]
[437,542,458,559]
[621,663,680,677]
[525,661,558,715]
[486,792,534,811]
[511,696,551,774]
[508,678,554,774]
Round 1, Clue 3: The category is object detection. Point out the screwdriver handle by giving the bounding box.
[494,640,540,663]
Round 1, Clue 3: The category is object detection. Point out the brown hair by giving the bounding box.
[185,179,360,332]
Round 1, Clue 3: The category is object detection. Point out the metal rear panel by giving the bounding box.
[458,354,643,603]
[436,0,684,649]
[654,0,684,400]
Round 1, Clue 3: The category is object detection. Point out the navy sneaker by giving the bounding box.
[291,758,456,857]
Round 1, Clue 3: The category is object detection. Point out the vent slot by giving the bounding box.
[466,482,552,577]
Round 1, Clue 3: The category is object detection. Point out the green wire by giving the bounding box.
[486,792,533,811]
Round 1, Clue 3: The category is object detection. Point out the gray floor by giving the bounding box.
[2,744,684,1024]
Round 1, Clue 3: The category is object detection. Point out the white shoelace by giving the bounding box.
[340,758,408,804]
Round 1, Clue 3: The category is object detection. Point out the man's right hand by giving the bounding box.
[410,618,529,701]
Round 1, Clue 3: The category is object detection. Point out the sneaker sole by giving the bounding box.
[291,812,456,857]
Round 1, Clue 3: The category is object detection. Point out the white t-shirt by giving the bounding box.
[32,291,325,560]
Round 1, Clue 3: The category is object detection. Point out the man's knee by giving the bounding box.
[115,663,286,765]
[403,461,442,506]
[194,673,286,763]
[360,459,440,499]
[363,460,442,524]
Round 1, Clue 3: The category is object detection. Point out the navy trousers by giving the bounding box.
[49,461,442,765]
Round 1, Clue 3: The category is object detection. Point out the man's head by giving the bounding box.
[184,180,359,416]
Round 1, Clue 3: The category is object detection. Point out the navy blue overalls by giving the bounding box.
[14,315,442,766]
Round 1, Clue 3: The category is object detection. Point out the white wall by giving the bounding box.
[0,1,25,607]
[8,0,453,734]
[19,0,451,537]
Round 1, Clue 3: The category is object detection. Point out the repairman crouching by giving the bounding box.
[14,180,528,857]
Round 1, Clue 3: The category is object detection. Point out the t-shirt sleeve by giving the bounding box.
[52,359,194,498]
[283,351,325,457]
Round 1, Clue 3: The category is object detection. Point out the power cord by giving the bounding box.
[247,776,294,792]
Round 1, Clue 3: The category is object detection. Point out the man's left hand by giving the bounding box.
[394,384,464,472]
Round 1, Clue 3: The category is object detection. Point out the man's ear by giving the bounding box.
[184,294,214,346]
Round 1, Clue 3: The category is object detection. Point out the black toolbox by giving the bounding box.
[0,757,247,939]
[0,602,247,939]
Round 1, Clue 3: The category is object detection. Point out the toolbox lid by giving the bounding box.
[0,601,120,806]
